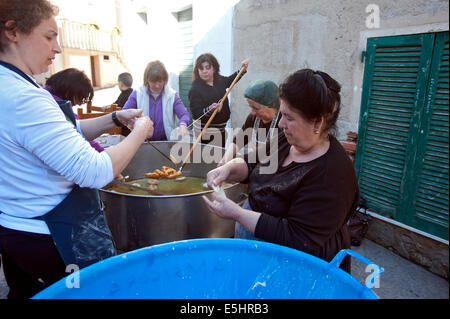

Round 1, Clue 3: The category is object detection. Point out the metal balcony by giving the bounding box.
[57,19,124,60]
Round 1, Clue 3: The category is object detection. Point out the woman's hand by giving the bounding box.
[217,158,226,167]
[116,109,144,128]
[209,158,249,186]
[208,102,223,113]
[206,165,230,188]
[117,109,154,138]
[115,174,125,181]
[203,193,261,235]
[203,192,242,221]
[170,124,190,140]
[80,109,147,141]
[105,115,153,179]
[133,116,154,140]
[241,59,249,70]
[179,124,188,136]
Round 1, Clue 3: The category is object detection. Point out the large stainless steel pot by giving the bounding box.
[99,141,248,252]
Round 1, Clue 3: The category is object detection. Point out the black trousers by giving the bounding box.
[0,225,66,299]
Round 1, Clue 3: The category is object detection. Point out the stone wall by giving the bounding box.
[231,0,449,140]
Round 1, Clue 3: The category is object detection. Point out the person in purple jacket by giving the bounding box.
[123,60,190,141]
[44,68,104,152]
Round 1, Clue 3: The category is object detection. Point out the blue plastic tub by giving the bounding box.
[33,239,382,299]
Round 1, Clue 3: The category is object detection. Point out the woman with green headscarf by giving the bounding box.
[218,80,281,166]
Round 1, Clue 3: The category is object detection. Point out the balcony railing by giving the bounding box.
[58,19,124,61]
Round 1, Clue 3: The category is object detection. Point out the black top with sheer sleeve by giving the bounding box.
[245,134,359,268]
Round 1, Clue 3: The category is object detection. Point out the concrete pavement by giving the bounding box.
[351,239,448,299]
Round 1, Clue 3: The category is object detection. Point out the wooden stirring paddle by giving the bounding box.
[178,65,247,172]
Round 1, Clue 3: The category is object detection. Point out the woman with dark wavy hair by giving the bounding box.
[204,69,359,273]
[45,68,94,105]
[44,67,105,152]
[188,53,249,147]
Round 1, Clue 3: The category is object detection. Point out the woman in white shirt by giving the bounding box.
[0,0,154,299]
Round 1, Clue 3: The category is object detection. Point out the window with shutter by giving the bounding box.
[408,32,449,239]
[355,32,449,240]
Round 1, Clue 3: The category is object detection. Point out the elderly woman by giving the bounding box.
[0,0,153,299]
[218,79,281,166]
[204,69,359,272]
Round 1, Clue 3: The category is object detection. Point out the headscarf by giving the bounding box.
[244,80,280,109]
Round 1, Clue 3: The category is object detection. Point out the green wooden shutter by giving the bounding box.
[356,32,449,240]
[176,7,193,119]
[355,33,434,218]
[408,32,449,238]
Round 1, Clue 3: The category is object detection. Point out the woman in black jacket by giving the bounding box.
[188,53,249,147]
[203,69,359,273]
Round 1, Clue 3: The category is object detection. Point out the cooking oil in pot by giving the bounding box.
[106,176,227,196]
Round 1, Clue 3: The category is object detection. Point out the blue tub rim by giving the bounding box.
[32,238,383,299]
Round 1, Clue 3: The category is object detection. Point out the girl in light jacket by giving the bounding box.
[123,60,190,141]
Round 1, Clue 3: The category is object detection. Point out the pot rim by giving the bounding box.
[99,181,241,198]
